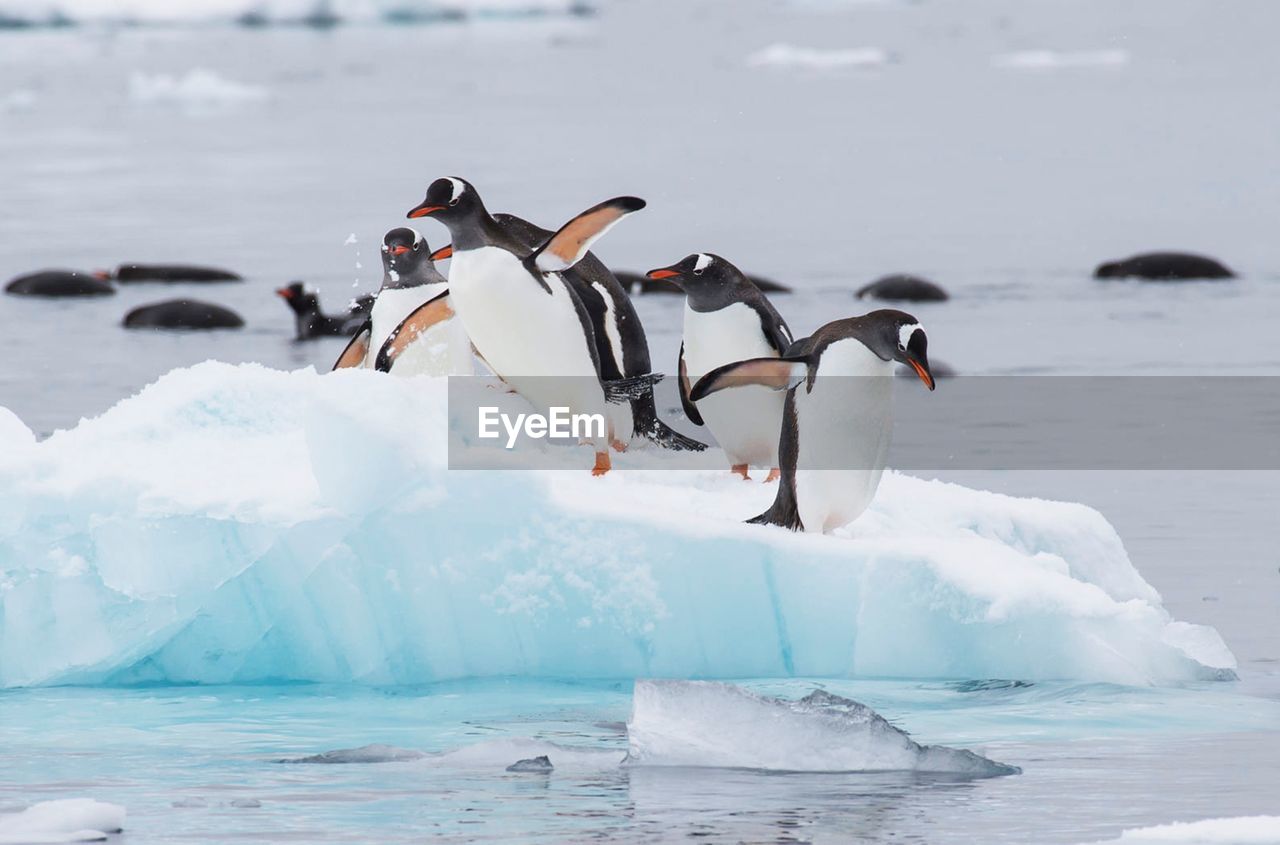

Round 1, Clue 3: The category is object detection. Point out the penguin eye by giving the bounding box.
[449,197,460,207]
[692,267,704,276]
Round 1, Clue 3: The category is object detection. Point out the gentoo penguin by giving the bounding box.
[1094,252,1234,280]
[332,227,466,376]
[618,269,792,296]
[407,178,652,475]
[276,282,372,339]
[691,310,935,534]
[122,299,244,330]
[409,177,702,456]
[856,274,949,302]
[113,264,242,283]
[646,253,792,480]
[5,269,114,297]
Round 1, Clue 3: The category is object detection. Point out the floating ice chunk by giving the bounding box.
[748,43,891,70]
[128,69,268,108]
[281,744,427,764]
[0,799,125,844]
[993,49,1129,70]
[625,680,1018,776]
[0,363,1235,687]
[506,755,554,772]
[1084,815,1280,843]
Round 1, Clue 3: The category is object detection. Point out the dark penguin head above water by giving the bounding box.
[275,281,318,315]
[380,227,447,290]
[645,253,758,311]
[405,177,500,250]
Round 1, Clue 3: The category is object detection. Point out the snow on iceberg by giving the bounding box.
[0,362,1234,687]
[625,680,1018,776]
[0,799,125,844]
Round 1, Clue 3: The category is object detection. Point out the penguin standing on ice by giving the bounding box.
[691,310,935,534]
[413,177,703,453]
[646,253,792,480]
[332,227,467,376]
[407,178,653,475]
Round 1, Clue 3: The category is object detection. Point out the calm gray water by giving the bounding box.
[1,0,1278,841]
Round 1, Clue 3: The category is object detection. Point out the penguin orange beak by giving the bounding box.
[389,245,410,256]
[407,204,444,219]
[430,245,453,261]
[907,358,936,391]
[646,268,680,281]
[274,287,292,300]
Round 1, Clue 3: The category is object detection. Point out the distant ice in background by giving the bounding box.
[748,43,893,70]
[0,0,592,27]
[993,49,1130,70]
[1084,815,1280,844]
[128,69,268,108]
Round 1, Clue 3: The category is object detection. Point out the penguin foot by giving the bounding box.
[765,467,781,483]
[592,451,612,476]
[731,464,751,481]
[611,439,628,453]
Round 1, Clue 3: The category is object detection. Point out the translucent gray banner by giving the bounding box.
[446,376,1280,470]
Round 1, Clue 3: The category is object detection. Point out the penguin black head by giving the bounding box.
[862,309,934,390]
[380,227,447,289]
[406,176,484,228]
[275,281,319,316]
[645,253,752,307]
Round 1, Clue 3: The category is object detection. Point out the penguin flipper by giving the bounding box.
[332,321,371,370]
[602,372,663,404]
[690,357,809,402]
[532,197,646,274]
[373,290,453,373]
[677,343,704,427]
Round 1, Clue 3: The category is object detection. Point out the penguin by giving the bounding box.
[856,274,949,302]
[407,177,652,475]
[690,310,935,534]
[645,253,792,480]
[409,177,702,456]
[122,299,244,330]
[276,282,372,339]
[618,269,792,296]
[1094,252,1234,281]
[5,269,114,297]
[113,264,242,282]
[332,227,466,376]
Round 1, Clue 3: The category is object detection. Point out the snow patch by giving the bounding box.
[993,50,1130,70]
[128,69,268,108]
[626,680,1019,775]
[748,43,892,70]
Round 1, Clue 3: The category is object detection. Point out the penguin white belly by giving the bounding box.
[448,247,606,439]
[792,339,895,533]
[364,285,438,369]
[683,303,784,467]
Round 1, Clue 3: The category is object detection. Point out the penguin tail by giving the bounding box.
[628,389,708,452]
[603,372,664,404]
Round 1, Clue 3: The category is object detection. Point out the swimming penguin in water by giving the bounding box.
[5,269,114,297]
[1093,252,1234,281]
[276,282,372,339]
[112,264,242,283]
[691,310,935,534]
[408,177,702,457]
[856,274,949,302]
[646,253,792,481]
[332,227,468,376]
[122,299,245,330]
[407,178,655,475]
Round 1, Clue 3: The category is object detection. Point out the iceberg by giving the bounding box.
[625,680,1018,776]
[1085,815,1280,844]
[0,363,1234,687]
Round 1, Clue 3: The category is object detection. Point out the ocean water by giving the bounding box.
[2,0,1279,841]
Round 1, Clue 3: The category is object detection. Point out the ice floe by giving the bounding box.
[0,363,1235,687]
[0,799,124,844]
[993,49,1130,70]
[748,43,892,70]
[128,70,268,109]
[1086,815,1280,844]
[625,680,1018,775]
